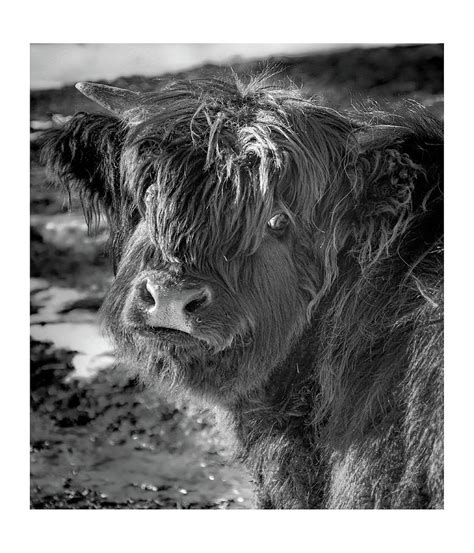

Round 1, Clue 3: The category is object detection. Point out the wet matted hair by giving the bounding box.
[41,72,443,508]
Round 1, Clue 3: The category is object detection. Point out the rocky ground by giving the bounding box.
[30,43,443,509]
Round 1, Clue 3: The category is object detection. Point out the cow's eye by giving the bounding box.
[267,213,290,232]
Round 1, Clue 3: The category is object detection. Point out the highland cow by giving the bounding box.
[40,74,443,509]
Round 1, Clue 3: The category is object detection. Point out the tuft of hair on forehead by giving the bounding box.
[119,72,356,263]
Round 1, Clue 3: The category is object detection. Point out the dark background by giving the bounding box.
[30,43,443,509]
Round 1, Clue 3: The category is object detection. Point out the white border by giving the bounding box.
[2,1,473,551]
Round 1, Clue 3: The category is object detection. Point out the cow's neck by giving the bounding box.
[218,324,328,508]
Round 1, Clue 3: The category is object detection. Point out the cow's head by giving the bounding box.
[42,75,419,402]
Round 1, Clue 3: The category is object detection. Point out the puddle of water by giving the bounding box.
[70,353,116,380]
[31,286,92,323]
[30,322,115,378]
[31,278,51,294]
[30,322,112,356]
[31,282,115,377]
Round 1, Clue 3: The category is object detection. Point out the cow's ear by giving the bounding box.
[346,105,443,270]
[351,144,439,269]
[40,112,126,227]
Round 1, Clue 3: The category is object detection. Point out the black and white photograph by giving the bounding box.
[30,41,445,512]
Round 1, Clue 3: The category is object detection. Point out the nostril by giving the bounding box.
[184,290,210,314]
[141,279,158,307]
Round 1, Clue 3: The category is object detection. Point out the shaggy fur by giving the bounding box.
[40,73,443,508]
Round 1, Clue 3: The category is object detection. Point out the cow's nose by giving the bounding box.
[143,279,212,332]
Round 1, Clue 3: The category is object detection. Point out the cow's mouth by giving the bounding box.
[132,325,205,347]
[135,325,190,338]
[131,324,243,354]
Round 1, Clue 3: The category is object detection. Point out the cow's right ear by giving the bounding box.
[40,112,126,226]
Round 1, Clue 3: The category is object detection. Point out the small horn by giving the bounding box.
[75,82,140,117]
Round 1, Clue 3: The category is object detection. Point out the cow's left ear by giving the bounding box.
[40,112,126,226]
[351,143,441,269]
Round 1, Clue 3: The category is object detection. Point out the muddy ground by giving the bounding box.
[30,44,443,509]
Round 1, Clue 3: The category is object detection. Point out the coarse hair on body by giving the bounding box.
[40,71,443,508]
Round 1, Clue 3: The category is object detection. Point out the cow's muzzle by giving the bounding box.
[138,275,213,334]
